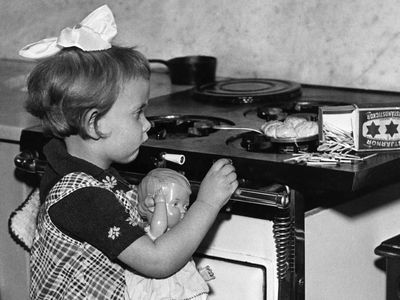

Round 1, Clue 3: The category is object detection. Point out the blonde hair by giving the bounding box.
[26,46,150,139]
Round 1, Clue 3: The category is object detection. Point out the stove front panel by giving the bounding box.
[194,213,278,300]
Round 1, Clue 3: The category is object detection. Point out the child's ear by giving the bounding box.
[85,108,101,139]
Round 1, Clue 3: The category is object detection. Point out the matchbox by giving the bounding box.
[319,103,400,151]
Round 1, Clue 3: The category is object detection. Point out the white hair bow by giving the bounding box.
[19,5,117,59]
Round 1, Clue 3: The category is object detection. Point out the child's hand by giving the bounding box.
[197,158,238,210]
[148,190,168,239]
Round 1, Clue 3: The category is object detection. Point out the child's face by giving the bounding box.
[163,183,190,229]
[97,78,151,168]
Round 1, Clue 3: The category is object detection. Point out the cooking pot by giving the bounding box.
[148,55,217,86]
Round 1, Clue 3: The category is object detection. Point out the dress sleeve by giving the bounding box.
[48,186,145,260]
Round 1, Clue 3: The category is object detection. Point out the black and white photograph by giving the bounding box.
[1,1,400,299]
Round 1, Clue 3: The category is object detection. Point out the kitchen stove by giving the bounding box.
[16,81,309,299]
[19,80,400,300]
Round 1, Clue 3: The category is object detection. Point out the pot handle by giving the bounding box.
[148,59,169,67]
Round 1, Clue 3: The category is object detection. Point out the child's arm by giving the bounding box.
[118,158,238,278]
[147,192,167,240]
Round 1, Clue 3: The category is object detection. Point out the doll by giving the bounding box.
[125,168,215,300]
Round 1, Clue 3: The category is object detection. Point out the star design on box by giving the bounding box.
[385,121,399,137]
[366,121,380,137]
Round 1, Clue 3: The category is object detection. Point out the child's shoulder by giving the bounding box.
[58,171,103,188]
[48,172,103,199]
[50,171,138,205]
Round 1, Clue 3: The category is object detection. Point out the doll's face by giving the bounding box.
[162,182,190,228]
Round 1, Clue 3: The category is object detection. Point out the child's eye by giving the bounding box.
[133,109,144,119]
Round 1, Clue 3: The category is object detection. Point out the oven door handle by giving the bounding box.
[232,186,290,209]
[118,171,290,209]
[190,182,290,209]
[14,151,46,174]
[117,171,290,210]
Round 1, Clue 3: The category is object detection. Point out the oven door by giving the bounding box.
[194,255,266,299]
[193,210,280,300]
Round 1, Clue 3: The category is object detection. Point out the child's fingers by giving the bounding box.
[219,163,236,176]
[225,172,239,191]
[211,159,237,187]
[226,171,237,184]
[210,158,232,171]
[153,189,166,203]
[230,179,239,193]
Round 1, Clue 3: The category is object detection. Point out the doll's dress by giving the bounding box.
[125,258,209,300]
[124,227,209,300]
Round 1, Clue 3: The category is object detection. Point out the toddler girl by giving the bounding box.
[125,168,215,300]
[20,5,238,299]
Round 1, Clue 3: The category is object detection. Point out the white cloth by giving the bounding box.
[8,188,41,251]
[19,5,117,59]
[125,259,209,300]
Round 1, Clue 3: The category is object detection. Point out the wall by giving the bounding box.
[2,0,400,91]
[0,141,30,300]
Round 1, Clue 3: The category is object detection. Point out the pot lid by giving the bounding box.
[193,78,302,104]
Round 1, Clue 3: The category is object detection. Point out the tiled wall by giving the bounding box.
[2,0,400,91]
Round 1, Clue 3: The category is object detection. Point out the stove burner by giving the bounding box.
[148,115,234,139]
[256,104,320,121]
[243,99,349,121]
[239,132,274,152]
[270,135,319,153]
[227,132,318,153]
[256,107,288,121]
[193,78,302,104]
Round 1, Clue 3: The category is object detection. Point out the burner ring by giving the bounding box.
[193,78,302,104]
[226,132,318,153]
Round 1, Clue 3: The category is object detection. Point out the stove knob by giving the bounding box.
[14,151,46,174]
[161,153,186,165]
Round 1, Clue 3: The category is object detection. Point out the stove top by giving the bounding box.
[19,83,400,197]
[132,84,400,193]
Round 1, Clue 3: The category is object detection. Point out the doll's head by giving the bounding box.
[25,45,150,139]
[138,168,191,229]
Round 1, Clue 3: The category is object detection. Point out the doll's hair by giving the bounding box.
[138,168,191,207]
[25,45,150,139]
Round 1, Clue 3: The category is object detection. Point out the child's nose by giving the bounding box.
[142,116,152,132]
